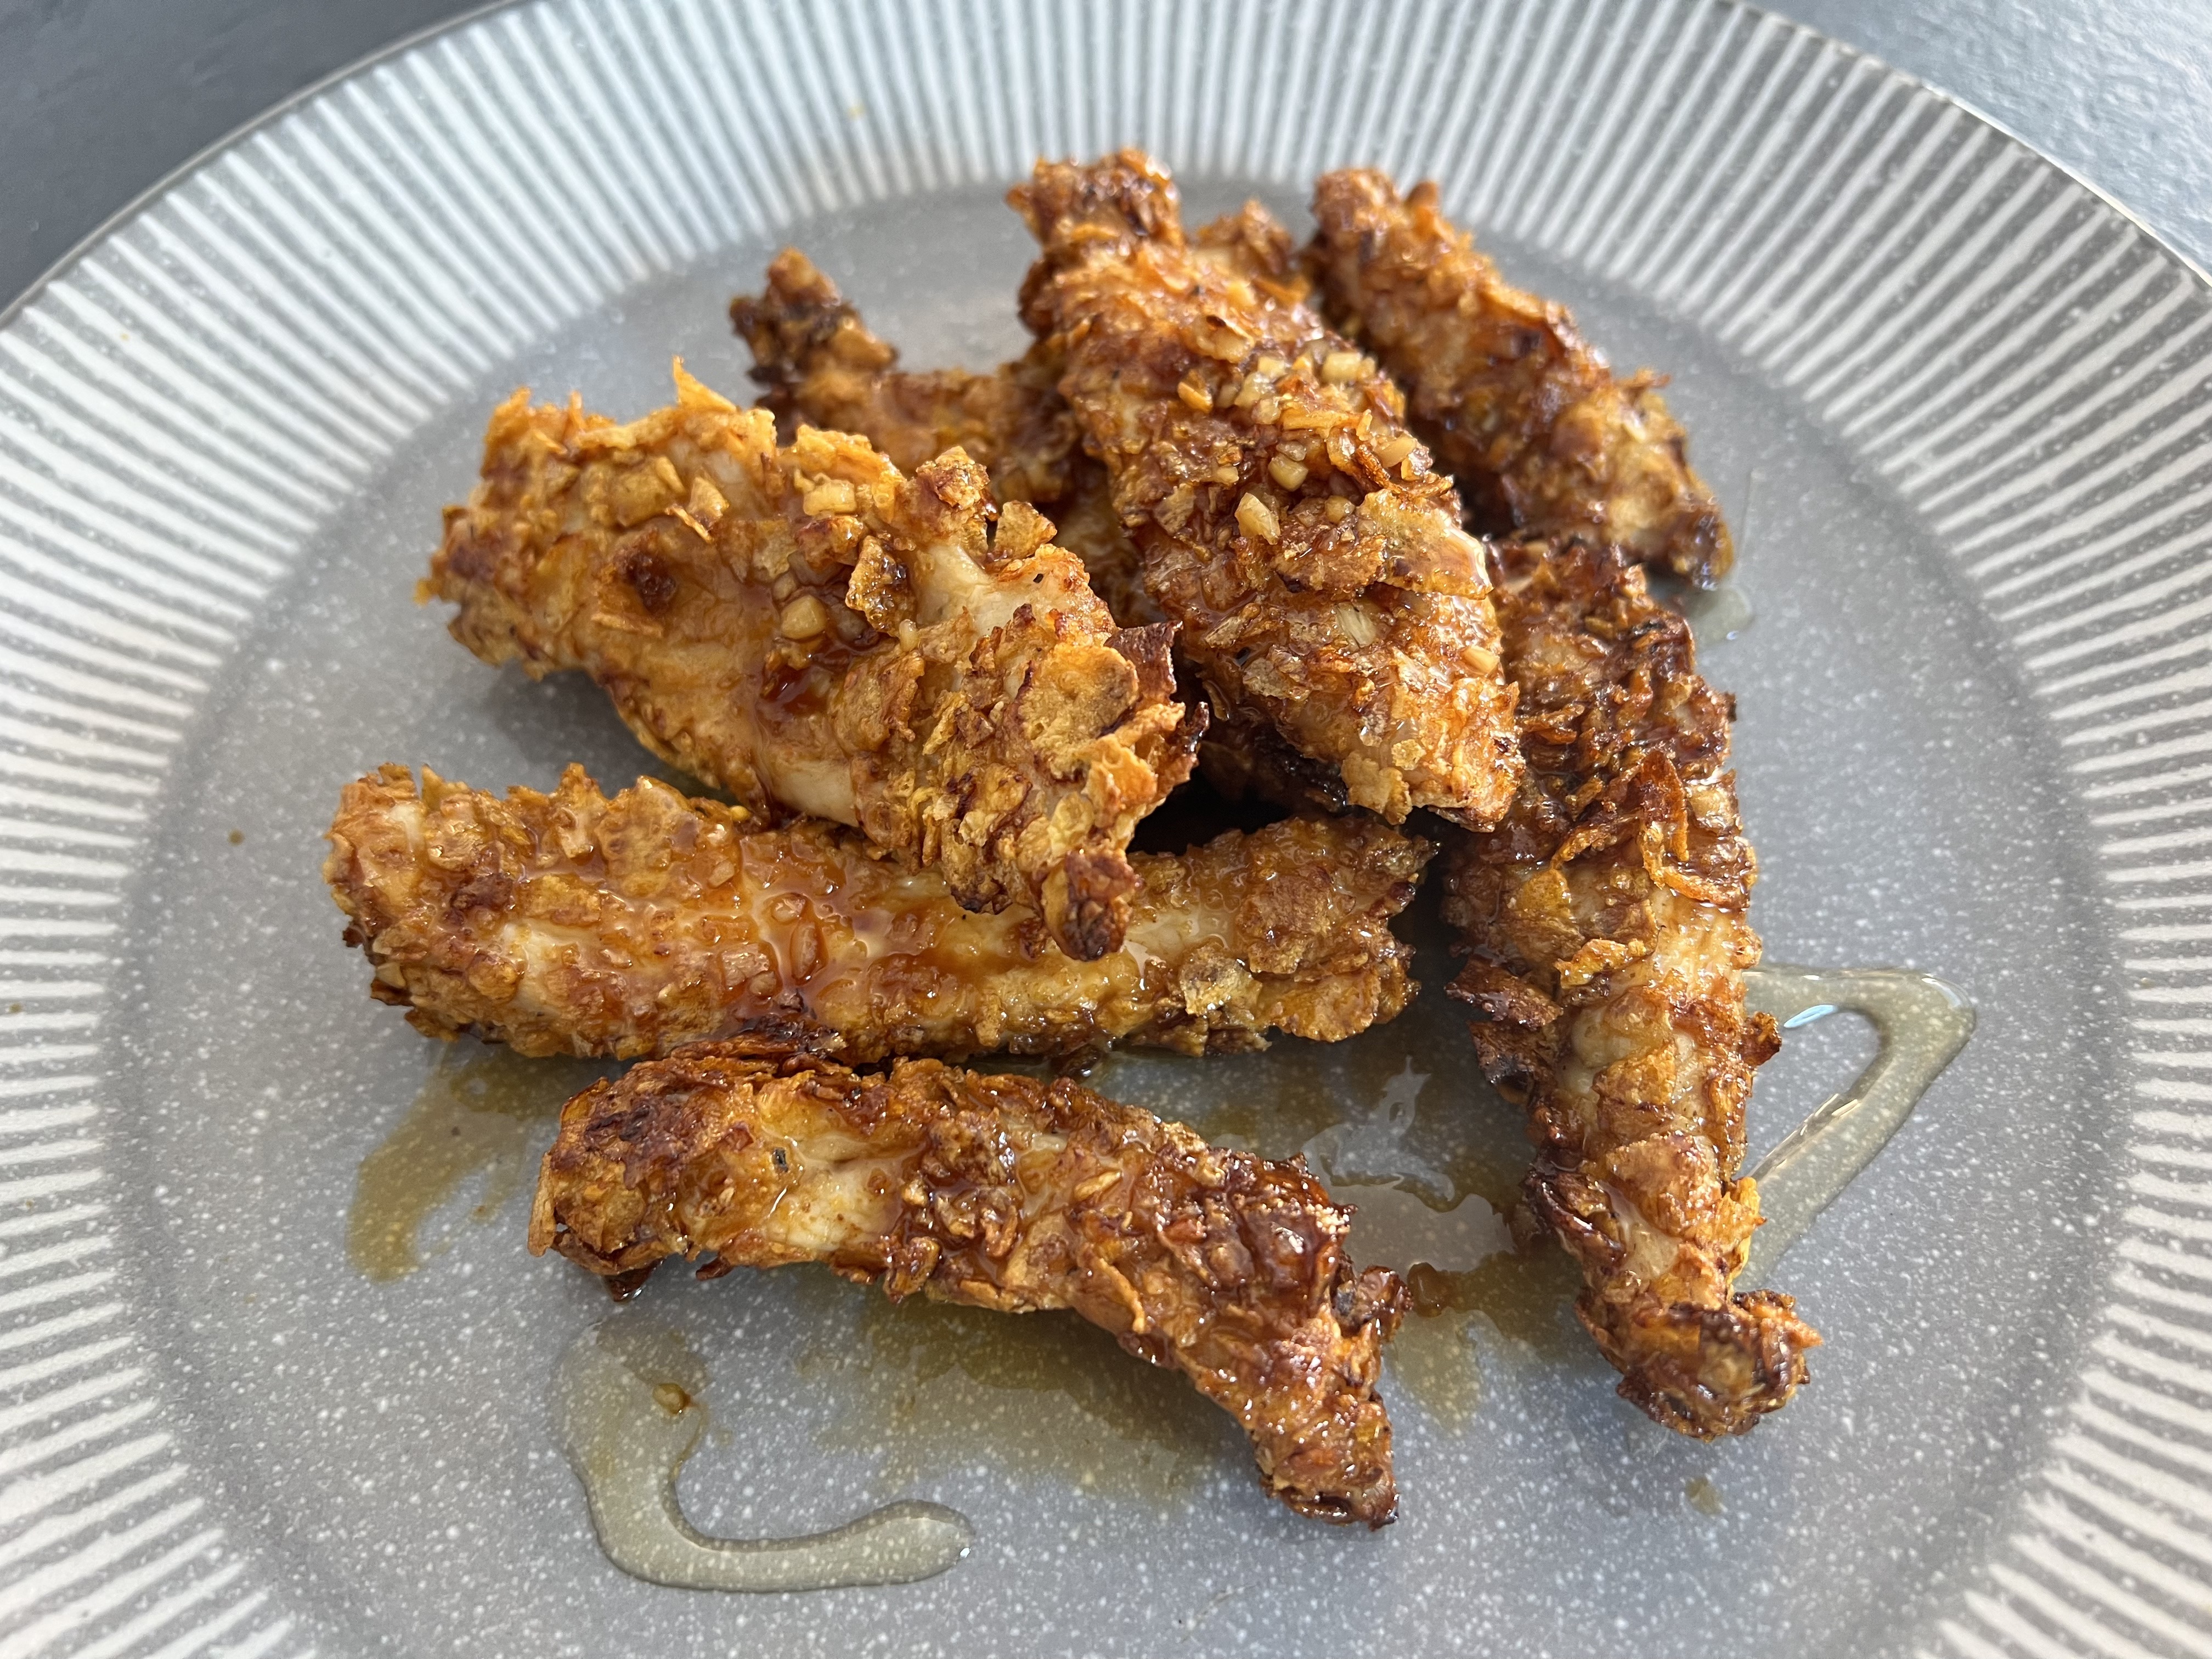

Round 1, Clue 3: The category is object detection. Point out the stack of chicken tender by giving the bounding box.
[323,151,1814,1528]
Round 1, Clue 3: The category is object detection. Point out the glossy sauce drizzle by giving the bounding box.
[1741,963,1975,1281]
[1096,1007,1554,1433]
[347,1045,603,1281]
[551,1317,971,1591]
[792,1276,1231,1503]
[516,955,1966,1591]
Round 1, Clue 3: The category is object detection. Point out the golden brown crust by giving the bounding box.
[1191,201,1311,294]
[1441,538,1814,1436]
[731,249,1087,507]
[731,237,1347,814]
[425,363,1198,960]
[1010,151,1521,827]
[530,1041,1406,1526]
[730,250,1159,630]
[1307,170,1733,586]
[325,763,1429,1063]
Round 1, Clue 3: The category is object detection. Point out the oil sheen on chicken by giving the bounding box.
[732,247,1159,629]
[1011,150,1521,827]
[325,763,1430,1063]
[530,1034,1407,1525]
[1443,538,1814,1436]
[732,228,1364,821]
[1307,170,1733,586]
[426,360,1197,960]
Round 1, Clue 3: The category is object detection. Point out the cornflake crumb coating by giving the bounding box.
[325,763,1430,1063]
[1308,170,1733,586]
[732,241,1344,819]
[425,362,1198,960]
[1011,150,1521,827]
[731,249,1159,629]
[1443,539,1815,1437]
[531,1034,1407,1526]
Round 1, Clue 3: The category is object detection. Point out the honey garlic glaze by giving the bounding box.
[517,962,1966,1593]
[347,1045,605,1282]
[550,1318,971,1591]
[1740,964,1975,1282]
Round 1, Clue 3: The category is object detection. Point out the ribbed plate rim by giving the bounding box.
[2,1,2209,1654]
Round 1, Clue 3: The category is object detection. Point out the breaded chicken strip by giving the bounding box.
[1441,538,1814,1436]
[1192,199,1317,304]
[731,249,1157,627]
[529,1034,1407,1525]
[325,763,1429,1063]
[731,226,1348,820]
[730,213,1318,630]
[730,248,1086,509]
[1307,170,1733,586]
[426,362,1197,960]
[1011,150,1520,827]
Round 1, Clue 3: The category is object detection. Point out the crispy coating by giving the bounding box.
[1192,200,1317,304]
[730,217,1317,632]
[426,362,1198,960]
[325,763,1429,1063]
[1011,151,1521,827]
[1307,170,1733,586]
[529,1037,1407,1525]
[730,232,1347,815]
[1441,539,1815,1436]
[731,249,1088,507]
[731,249,1159,628]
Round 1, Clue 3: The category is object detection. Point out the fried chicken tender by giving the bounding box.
[325,763,1429,1063]
[730,225,1353,819]
[529,1034,1407,1525]
[1441,539,1815,1436]
[1307,170,1733,586]
[1011,150,1520,827]
[426,362,1197,961]
[731,249,1085,508]
[731,249,1158,628]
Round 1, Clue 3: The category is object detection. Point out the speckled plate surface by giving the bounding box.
[3,1,2211,1653]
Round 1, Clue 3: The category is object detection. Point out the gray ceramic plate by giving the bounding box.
[4,0,2211,1652]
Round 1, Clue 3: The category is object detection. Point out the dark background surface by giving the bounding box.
[4,0,2210,307]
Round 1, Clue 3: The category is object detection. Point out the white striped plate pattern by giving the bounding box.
[1,0,2208,1652]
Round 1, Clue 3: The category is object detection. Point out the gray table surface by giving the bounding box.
[2,0,2208,309]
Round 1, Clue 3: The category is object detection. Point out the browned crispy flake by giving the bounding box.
[732,249,1089,507]
[425,362,1198,960]
[731,249,1160,630]
[1009,150,1521,828]
[731,236,1365,817]
[1307,170,1733,586]
[1442,538,1814,1437]
[529,1039,1407,1526]
[325,763,1430,1063]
